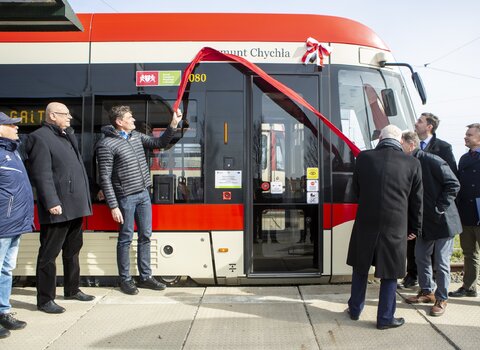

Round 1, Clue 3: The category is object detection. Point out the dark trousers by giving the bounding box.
[348,270,398,325]
[406,239,417,278]
[36,218,83,306]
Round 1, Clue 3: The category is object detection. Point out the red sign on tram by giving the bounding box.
[136,71,159,86]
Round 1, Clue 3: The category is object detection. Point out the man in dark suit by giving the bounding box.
[402,131,462,317]
[25,102,94,314]
[401,112,458,289]
[449,123,480,298]
[346,125,423,330]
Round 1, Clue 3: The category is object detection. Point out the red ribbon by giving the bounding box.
[301,37,332,67]
[174,47,360,157]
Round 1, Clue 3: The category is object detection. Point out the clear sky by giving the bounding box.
[68,0,480,161]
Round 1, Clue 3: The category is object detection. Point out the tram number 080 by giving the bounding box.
[188,73,207,83]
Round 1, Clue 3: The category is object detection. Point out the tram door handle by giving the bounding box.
[305,216,311,242]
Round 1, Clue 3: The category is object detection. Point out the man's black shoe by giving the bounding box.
[346,308,359,321]
[65,290,95,302]
[402,275,418,288]
[0,325,10,339]
[137,277,166,291]
[120,279,139,295]
[0,313,27,330]
[448,287,478,297]
[37,300,66,314]
[377,317,405,330]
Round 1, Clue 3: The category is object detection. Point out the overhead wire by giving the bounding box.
[423,36,480,67]
[99,0,119,13]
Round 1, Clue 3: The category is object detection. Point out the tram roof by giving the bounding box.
[0,13,389,51]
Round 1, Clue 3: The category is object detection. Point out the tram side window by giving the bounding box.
[93,98,204,204]
[148,100,203,203]
[0,99,83,202]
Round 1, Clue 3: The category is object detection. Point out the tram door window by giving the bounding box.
[250,75,322,274]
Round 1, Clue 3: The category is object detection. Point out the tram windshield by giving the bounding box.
[337,67,415,151]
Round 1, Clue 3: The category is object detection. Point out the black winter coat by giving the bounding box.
[413,149,462,240]
[96,125,175,209]
[25,123,92,224]
[424,134,458,174]
[347,142,423,279]
[457,151,480,226]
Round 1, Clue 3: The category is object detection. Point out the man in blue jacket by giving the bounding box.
[0,112,34,339]
[449,123,480,298]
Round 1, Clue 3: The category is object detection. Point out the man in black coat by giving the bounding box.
[346,125,423,330]
[402,131,461,317]
[25,102,94,314]
[400,112,458,288]
[449,123,480,298]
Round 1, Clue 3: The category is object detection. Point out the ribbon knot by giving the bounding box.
[301,37,332,67]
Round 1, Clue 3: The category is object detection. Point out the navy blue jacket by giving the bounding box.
[457,151,480,226]
[413,149,462,240]
[0,137,34,238]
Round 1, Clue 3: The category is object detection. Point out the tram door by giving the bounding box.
[250,75,322,275]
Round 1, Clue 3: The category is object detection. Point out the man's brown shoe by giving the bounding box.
[430,300,447,316]
[405,290,435,304]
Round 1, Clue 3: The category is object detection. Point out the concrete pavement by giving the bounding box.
[1,282,479,349]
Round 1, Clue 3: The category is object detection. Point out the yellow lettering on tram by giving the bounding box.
[188,73,207,83]
[10,110,45,125]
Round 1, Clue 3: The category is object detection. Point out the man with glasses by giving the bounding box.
[25,102,94,314]
[0,112,34,338]
[96,105,181,295]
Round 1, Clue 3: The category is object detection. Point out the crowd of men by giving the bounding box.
[347,117,480,330]
[0,104,181,339]
[0,104,478,338]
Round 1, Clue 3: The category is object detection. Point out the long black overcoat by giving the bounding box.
[346,143,423,279]
[414,149,462,240]
[25,123,92,224]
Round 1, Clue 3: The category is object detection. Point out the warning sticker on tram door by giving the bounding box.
[307,192,319,204]
[307,180,319,192]
[306,167,319,179]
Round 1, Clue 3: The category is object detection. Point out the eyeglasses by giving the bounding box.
[53,111,71,117]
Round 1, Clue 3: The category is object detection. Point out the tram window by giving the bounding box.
[93,97,204,204]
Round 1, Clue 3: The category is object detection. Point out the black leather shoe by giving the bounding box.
[65,290,95,302]
[377,317,405,330]
[38,300,66,314]
[346,308,359,321]
[0,312,27,330]
[137,277,166,290]
[402,275,418,288]
[0,325,10,339]
[120,279,139,295]
[448,287,477,297]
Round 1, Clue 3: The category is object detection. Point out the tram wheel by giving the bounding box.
[158,276,182,286]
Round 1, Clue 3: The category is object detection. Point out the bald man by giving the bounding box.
[25,102,94,314]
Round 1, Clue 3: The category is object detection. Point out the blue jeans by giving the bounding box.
[0,236,20,314]
[117,189,152,281]
[415,236,454,301]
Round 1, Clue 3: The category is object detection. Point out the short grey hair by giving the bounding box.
[379,124,402,141]
[402,131,420,148]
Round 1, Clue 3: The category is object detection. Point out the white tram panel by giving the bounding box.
[13,231,215,279]
[211,231,244,279]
